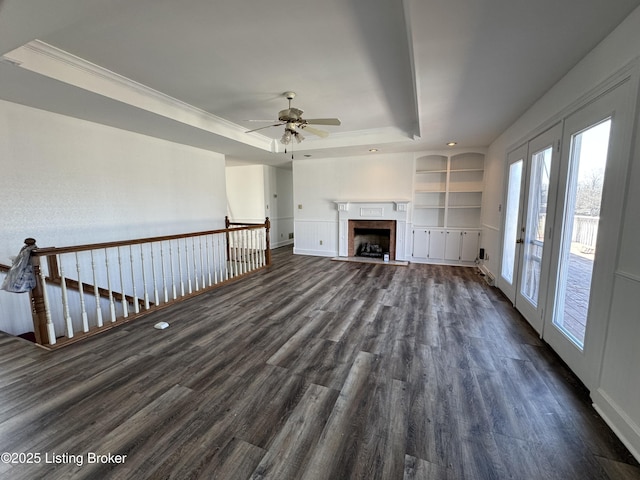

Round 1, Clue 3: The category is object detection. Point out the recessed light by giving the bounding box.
[304,154,312,157]
[446,142,457,147]
[369,148,379,152]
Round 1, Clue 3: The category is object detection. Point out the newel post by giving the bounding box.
[25,238,49,345]
[265,217,271,265]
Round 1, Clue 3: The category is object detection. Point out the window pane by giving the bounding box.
[501,160,523,284]
[553,119,611,348]
[521,146,552,307]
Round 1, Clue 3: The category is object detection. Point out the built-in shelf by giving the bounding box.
[412,152,484,229]
[412,152,484,264]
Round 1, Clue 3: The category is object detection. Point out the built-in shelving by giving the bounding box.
[412,152,484,264]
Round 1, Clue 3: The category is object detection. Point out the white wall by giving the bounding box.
[292,153,414,256]
[0,99,227,335]
[225,165,266,223]
[266,166,294,248]
[482,6,640,460]
[225,164,294,248]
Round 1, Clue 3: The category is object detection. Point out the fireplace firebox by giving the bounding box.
[348,220,396,260]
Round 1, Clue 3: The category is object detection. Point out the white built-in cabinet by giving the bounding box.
[412,152,484,264]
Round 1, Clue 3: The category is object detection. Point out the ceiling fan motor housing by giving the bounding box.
[278,107,304,122]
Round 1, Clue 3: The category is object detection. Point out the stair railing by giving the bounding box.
[15,217,270,349]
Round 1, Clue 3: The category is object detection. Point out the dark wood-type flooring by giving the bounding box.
[1,246,639,479]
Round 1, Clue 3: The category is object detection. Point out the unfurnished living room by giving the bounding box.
[1,1,640,479]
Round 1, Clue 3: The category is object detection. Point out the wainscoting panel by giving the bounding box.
[592,271,640,461]
[293,220,338,257]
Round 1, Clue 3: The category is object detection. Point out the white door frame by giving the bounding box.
[542,76,638,388]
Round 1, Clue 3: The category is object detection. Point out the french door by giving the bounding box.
[500,124,562,334]
[500,78,635,387]
[543,81,633,386]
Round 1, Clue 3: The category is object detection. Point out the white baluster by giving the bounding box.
[235,231,241,276]
[192,237,199,291]
[238,230,243,274]
[185,238,193,294]
[150,243,159,306]
[160,241,169,303]
[75,252,90,331]
[249,229,255,271]
[58,255,74,338]
[260,230,266,266]
[90,250,104,327]
[129,245,140,314]
[199,236,207,288]
[223,234,229,280]
[104,248,116,323]
[117,247,129,319]
[228,231,235,278]
[238,231,244,275]
[253,230,262,268]
[206,234,213,287]
[168,240,177,300]
[38,262,56,345]
[177,238,185,297]
[140,245,150,310]
[245,230,250,272]
[212,235,218,285]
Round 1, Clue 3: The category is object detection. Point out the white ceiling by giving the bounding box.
[1,0,639,166]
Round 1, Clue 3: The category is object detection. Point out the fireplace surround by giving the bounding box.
[335,200,409,261]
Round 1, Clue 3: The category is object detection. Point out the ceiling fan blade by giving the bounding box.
[301,125,329,138]
[245,123,284,133]
[305,118,341,126]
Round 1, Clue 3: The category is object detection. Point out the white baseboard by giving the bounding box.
[271,239,293,249]
[293,248,337,258]
[592,388,640,463]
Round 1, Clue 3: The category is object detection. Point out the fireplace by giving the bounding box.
[335,200,409,261]
[348,220,396,260]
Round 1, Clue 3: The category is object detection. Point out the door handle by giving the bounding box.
[516,238,524,244]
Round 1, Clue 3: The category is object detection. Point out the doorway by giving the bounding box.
[500,78,635,387]
[500,124,562,334]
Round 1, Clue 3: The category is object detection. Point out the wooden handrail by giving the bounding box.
[32,223,267,257]
[9,219,271,349]
[0,263,10,273]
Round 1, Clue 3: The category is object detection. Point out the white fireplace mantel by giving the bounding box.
[334,200,410,260]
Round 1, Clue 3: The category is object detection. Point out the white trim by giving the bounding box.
[592,389,640,463]
[293,248,336,257]
[271,239,294,249]
[615,270,640,283]
[506,57,640,154]
[482,223,500,232]
[5,40,273,151]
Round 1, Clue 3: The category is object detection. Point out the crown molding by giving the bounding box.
[3,40,273,152]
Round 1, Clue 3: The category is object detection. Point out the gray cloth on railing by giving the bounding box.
[1,244,38,293]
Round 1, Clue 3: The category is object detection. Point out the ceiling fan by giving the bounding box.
[245,92,341,145]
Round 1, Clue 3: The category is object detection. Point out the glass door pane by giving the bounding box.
[501,159,523,284]
[553,119,611,348]
[520,146,552,307]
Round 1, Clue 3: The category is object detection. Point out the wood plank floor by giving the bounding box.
[1,246,639,479]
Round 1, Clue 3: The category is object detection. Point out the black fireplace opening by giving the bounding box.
[354,228,391,258]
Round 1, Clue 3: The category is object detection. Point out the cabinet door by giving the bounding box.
[461,231,480,262]
[428,230,446,259]
[412,229,429,258]
[445,231,462,261]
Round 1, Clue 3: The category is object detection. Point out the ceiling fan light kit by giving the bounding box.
[246,91,341,146]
